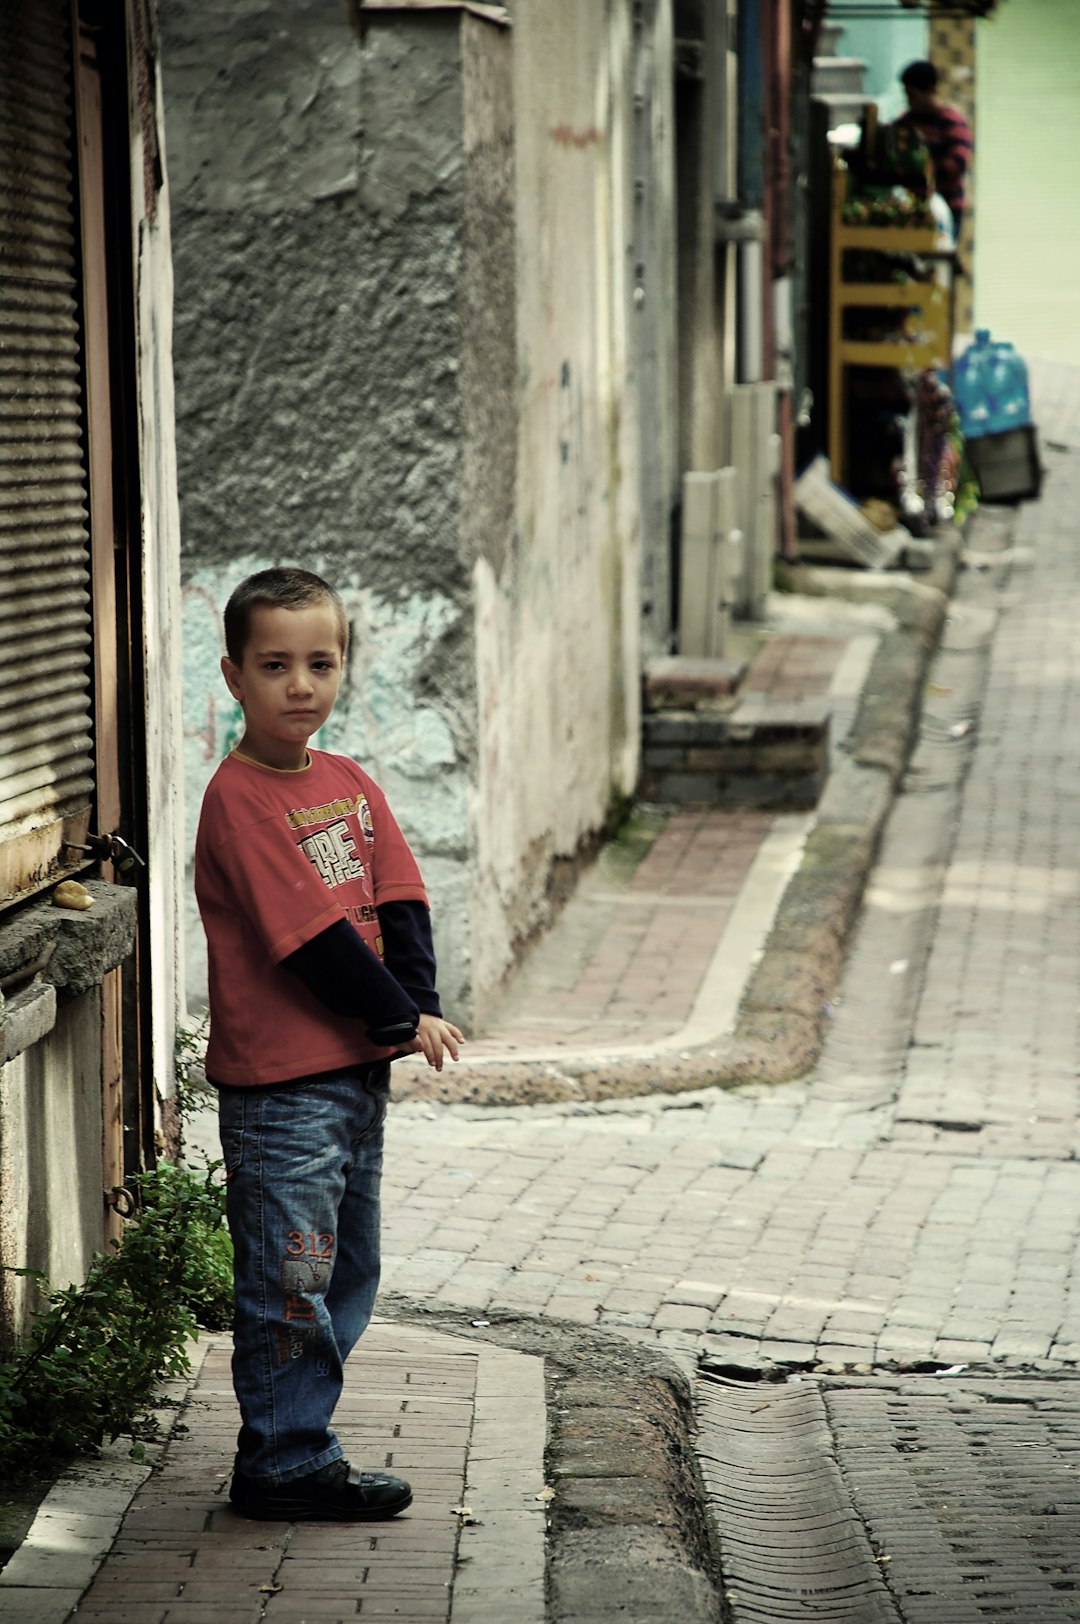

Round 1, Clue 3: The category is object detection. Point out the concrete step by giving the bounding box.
[812,56,868,97]
[640,638,845,809]
[641,699,830,809]
[643,655,747,713]
[818,20,844,56]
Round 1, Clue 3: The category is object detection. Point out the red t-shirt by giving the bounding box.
[195,748,429,1086]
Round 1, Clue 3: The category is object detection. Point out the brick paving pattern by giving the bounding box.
[71,1327,476,1624]
[830,1376,1080,1622]
[699,1373,1080,1621]
[379,365,1080,1618]
[377,369,1080,1378]
[697,1377,898,1621]
[740,633,850,702]
[463,808,777,1058]
[465,630,851,1062]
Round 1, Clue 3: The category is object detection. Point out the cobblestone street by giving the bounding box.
[383,383,1080,1368]
[371,363,1080,1615]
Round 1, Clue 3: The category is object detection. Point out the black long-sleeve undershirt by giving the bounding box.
[377,901,442,1017]
[281,901,441,1045]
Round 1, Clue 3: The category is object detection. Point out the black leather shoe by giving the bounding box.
[229,1458,412,1521]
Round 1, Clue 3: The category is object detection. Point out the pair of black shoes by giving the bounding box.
[230,1457,412,1521]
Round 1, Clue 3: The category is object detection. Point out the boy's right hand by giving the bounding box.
[404,1013,465,1072]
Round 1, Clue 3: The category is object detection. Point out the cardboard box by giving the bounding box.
[966,425,1042,504]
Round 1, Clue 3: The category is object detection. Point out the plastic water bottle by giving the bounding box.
[984,340,1031,433]
[954,329,1032,440]
[953,329,993,437]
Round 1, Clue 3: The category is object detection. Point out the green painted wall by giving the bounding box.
[976,0,1080,364]
[830,15,926,123]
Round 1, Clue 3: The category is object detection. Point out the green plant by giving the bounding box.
[174,1011,214,1127]
[0,1160,232,1480]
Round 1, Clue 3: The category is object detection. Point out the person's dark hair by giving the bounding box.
[901,59,939,94]
[223,567,349,663]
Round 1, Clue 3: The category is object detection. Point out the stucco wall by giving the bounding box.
[161,3,477,1015]
[468,0,680,1016]
[164,2,677,1030]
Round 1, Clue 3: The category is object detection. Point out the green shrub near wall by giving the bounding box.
[0,1160,232,1480]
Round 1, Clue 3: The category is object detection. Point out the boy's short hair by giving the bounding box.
[224,568,349,663]
[901,59,939,94]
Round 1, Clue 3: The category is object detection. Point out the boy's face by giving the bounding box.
[222,602,345,771]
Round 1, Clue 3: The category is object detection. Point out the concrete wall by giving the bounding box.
[163,2,477,1016]
[469,0,679,1015]
[164,1,679,1029]
[0,995,106,1337]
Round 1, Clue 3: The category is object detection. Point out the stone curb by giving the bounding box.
[392,534,962,1108]
[379,1297,725,1624]
[729,533,961,1081]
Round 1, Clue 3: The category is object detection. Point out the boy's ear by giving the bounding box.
[221,654,244,702]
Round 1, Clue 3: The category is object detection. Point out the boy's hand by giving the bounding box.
[406,1013,464,1072]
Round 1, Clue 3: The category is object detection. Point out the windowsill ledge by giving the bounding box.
[1,980,58,1066]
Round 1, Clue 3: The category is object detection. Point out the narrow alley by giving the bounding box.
[8,369,1079,1624]
[4,2,1080,1621]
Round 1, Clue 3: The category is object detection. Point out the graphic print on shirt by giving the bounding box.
[298,818,366,889]
[285,792,375,841]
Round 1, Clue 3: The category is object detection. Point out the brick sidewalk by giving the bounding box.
[432,627,858,1068]
[3,1323,546,1624]
[464,807,778,1058]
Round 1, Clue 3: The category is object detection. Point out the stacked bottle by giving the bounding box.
[952,329,1032,441]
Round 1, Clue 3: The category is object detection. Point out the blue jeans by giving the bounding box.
[217,1064,390,1485]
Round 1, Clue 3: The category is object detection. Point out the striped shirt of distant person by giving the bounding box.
[897,59,974,233]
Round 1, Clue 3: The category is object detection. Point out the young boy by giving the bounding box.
[195,566,463,1522]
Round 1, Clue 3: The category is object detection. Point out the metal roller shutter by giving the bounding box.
[0,0,95,905]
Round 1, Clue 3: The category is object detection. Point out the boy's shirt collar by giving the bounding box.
[230,746,313,775]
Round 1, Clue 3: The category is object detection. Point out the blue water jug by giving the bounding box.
[985,339,1032,434]
[953,329,1032,440]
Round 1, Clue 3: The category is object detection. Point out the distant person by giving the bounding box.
[896,59,973,236]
